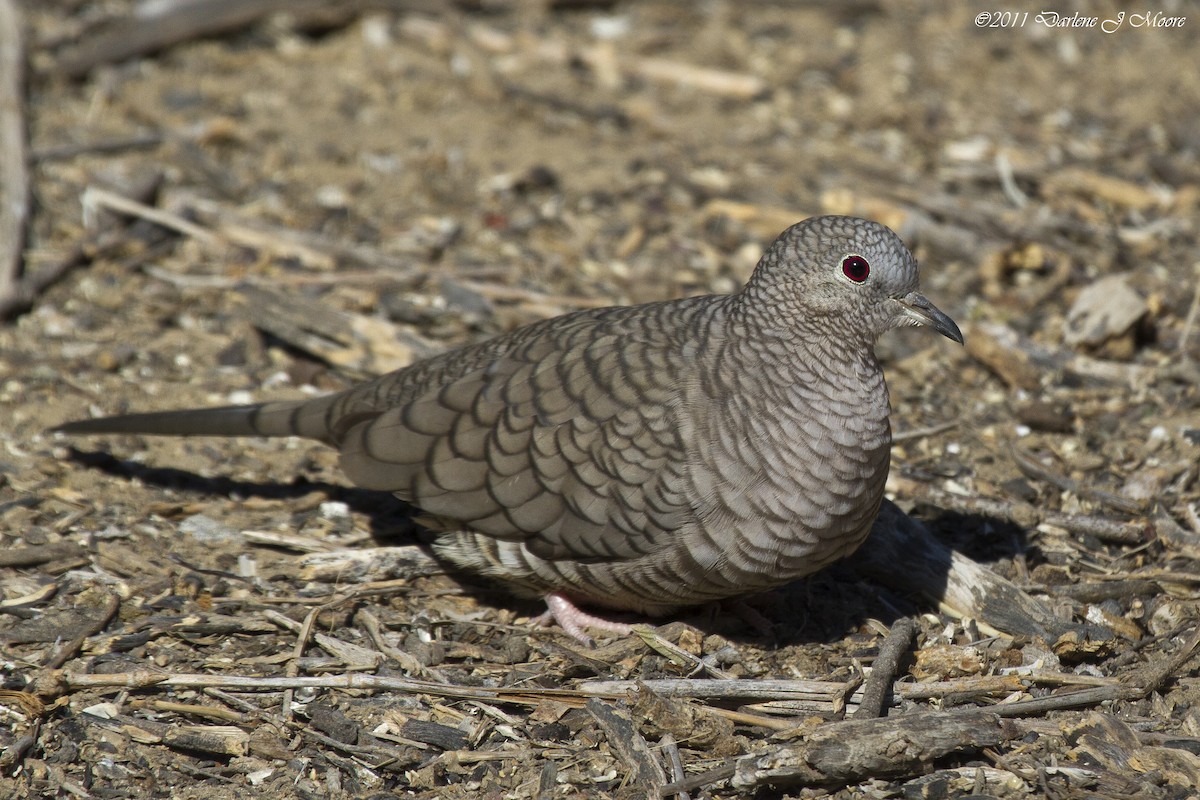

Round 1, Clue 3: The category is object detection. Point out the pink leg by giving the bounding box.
[538,592,634,645]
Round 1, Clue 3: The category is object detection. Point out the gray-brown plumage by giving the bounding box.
[55,215,962,641]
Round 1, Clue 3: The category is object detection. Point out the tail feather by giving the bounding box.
[52,397,337,443]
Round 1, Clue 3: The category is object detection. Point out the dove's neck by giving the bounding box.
[712,290,894,476]
[723,290,886,390]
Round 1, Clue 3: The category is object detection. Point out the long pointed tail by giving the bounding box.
[52,396,340,443]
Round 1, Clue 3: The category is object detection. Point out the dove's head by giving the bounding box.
[743,215,963,346]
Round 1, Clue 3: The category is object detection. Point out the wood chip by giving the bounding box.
[1043,167,1167,211]
[1063,274,1148,348]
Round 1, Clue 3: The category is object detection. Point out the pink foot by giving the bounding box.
[538,592,634,646]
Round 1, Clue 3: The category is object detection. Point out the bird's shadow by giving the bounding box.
[63,447,1030,647]
[741,506,1030,644]
[65,446,421,536]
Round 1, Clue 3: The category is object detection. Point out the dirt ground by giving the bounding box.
[3,1,1200,798]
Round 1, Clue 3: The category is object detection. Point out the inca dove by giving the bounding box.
[54,215,962,642]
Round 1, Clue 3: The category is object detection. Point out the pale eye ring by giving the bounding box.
[842,255,870,283]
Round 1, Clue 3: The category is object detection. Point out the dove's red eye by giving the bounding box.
[842,255,870,283]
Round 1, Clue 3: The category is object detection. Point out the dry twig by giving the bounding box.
[853,616,916,719]
[52,0,368,78]
[1011,445,1144,515]
[989,624,1200,717]
[0,173,163,320]
[889,476,1152,546]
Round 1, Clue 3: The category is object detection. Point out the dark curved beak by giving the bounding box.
[897,292,964,344]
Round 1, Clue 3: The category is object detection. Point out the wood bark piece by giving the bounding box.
[236,285,427,376]
[82,711,250,757]
[0,592,119,646]
[0,541,87,568]
[730,710,1018,790]
[586,698,667,794]
[1063,274,1148,348]
[1066,712,1200,788]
